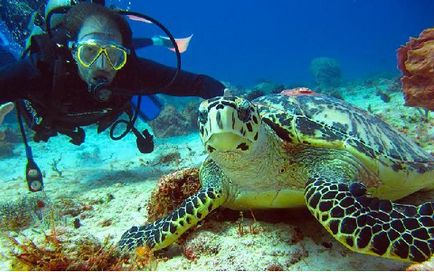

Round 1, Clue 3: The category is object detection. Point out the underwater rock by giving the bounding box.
[0,141,14,158]
[148,104,199,138]
[221,81,245,97]
[397,27,434,110]
[3,128,22,144]
[375,88,391,103]
[245,89,266,101]
[252,80,285,95]
[244,81,286,100]
[309,57,341,93]
[183,102,200,129]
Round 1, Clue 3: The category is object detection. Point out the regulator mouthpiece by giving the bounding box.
[89,77,112,102]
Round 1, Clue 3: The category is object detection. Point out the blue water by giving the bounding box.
[1,0,433,87]
[129,0,434,87]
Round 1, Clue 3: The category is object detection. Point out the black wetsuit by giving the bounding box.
[0,32,225,143]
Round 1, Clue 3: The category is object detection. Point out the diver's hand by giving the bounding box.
[136,129,154,154]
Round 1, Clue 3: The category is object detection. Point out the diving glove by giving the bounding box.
[133,128,154,154]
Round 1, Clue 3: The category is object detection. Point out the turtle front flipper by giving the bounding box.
[119,159,228,252]
[304,176,434,262]
[118,187,224,252]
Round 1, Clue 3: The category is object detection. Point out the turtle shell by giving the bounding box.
[252,93,433,175]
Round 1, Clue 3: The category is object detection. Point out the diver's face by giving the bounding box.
[74,16,123,87]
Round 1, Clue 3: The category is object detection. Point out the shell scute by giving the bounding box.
[253,93,433,174]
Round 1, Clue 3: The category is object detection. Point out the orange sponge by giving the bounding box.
[397,27,434,110]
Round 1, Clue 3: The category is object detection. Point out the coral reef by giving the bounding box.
[0,195,48,231]
[310,57,341,93]
[397,27,434,110]
[280,87,317,96]
[146,168,201,222]
[1,194,160,270]
[148,103,200,138]
[6,232,134,270]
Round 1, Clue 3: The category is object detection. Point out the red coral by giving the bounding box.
[182,246,197,261]
[280,87,318,97]
[147,168,201,222]
[397,27,434,110]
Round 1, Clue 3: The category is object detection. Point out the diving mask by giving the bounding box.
[69,39,130,70]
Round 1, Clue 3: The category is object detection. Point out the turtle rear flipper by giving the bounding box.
[304,176,434,262]
[118,187,224,251]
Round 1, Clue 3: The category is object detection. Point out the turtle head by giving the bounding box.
[198,96,261,154]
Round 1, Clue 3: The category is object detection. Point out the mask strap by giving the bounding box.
[109,97,154,154]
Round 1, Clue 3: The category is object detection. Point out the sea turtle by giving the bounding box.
[119,89,434,262]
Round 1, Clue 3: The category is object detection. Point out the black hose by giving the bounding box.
[15,103,31,156]
[109,96,142,141]
[118,10,181,90]
[109,10,182,143]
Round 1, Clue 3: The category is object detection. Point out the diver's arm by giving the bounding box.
[135,58,225,99]
[132,38,154,48]
[0,54,43,104]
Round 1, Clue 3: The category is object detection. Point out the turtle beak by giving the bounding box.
[205,133,251,153]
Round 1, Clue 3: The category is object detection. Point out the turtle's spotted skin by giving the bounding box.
[305,176,433,262]
[119,92,433,262]
[119,186,224,251]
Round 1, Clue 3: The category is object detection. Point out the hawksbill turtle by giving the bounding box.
[119,89,434,262]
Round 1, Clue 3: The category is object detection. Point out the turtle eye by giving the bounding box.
[237,100,251,122]
[198,108,208,124]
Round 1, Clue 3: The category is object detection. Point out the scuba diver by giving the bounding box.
[0,0,226,192]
